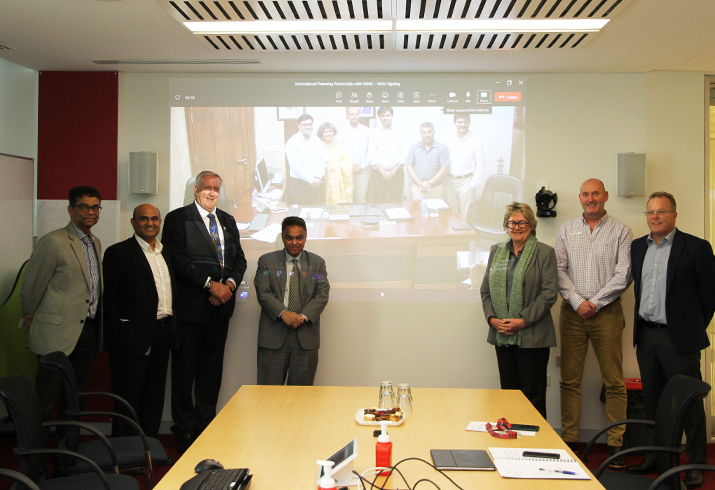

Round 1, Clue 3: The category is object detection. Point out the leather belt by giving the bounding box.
[451,172,473,180]
[638,317,667,329]
[156,316,172,327]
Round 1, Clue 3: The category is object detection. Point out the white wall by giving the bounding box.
[0,58,38,302]
[118,71,707,438]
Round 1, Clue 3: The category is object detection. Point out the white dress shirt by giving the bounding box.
[368,125,409,171]
[338,123,371,170]
[134,235,173,319]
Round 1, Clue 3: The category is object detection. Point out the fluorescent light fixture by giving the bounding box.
[395,19,610,33]
[185,20,392,34]
[184,18,608,35]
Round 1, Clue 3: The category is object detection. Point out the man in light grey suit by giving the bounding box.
[254,216,330,385]
[22,186,103,420]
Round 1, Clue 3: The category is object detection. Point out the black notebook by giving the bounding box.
[430,449,496,471]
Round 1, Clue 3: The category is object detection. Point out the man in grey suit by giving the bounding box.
[254,216,330,385]
[22,186,103,420]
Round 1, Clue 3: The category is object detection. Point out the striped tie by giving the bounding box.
[208,213,223,266]
[288,259,301,313]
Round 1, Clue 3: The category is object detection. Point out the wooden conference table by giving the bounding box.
[235,200,476,289]
[155,386,604,490]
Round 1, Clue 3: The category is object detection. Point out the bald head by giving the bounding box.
[131,204,162,247]
[579,178,609,221]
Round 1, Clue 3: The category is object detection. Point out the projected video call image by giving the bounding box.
[169,78,526,291]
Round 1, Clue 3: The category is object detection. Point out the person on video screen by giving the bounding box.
[338,107,371,203]
[285,114,325,204]
[368,107,408,203]
[404,122,450,201]
[444,114,485,219]
[318,122,353,205]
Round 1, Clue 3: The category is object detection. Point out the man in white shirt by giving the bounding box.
[285,114,325,204]
[368,107,409,203]
[444,114,486,219]
[103,204,177,438]
[338,107,371,203]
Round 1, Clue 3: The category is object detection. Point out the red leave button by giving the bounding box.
[494,92,522,101]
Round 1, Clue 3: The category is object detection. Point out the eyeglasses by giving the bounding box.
[644,210,674,217]
[73,204,102,214]
[507,220,529,229]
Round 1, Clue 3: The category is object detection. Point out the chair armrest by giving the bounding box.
[647,464,715,490]
[0,468,41,490]
[43,419,120,470]
[582,418,656,463]
[594,446,684,478]
[78,391,140,423]
[68,410,151,453]
[13,447,111,490]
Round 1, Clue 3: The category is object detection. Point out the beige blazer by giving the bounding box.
[21,222,103,355]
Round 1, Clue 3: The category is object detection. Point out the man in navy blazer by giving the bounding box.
[103,204,177,438]
[254,216,329,385]
[162,171,247,453]
[629,191,715,487]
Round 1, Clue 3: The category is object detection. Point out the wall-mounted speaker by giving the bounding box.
[129,151,158,195]
[617,153,645,197]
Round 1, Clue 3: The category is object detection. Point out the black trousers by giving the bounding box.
[369,166,404,203]
[109,319,171,438]
[35,317,98,422]
[494,345,550,419]
[170,317,229,439]
[636,325,707,464]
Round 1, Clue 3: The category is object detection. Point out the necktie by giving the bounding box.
[208,214,223,266]
[288,259,301,313]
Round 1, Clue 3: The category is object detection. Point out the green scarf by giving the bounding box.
[488,234,538,347]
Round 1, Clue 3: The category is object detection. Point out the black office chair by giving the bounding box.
[0,467,41,490]
[0,374,139,490]
[38,352,172,489]
[582,374,711,490]
[646,464,715,490]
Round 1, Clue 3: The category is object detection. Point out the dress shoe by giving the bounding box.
[564,441,579,453]
[607,445,626,470]
[683,470,704,489]
[176,433,193,454]
[626,456,656,474]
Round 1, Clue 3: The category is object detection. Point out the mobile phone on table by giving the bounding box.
[523,451,560,459]
[510,424,540,432]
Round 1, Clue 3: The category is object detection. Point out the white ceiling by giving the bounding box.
[1,0,715,74]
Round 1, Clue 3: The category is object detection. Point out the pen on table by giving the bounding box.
[539,468,576,475]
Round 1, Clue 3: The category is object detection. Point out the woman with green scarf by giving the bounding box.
[480,202,558,418]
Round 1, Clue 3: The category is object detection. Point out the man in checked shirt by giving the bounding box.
[556,178,632,469]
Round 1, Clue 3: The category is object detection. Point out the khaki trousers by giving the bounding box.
[559,299,627,447]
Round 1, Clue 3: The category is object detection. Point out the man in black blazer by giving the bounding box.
[254,216,329,385]
[103,204,177,438]
[162,171,247,453]
[629,191,715,488]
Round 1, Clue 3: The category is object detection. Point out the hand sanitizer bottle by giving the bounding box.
[376,421,392,476]
[317,460,336,490]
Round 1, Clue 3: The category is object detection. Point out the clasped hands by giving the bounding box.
[208,281,234,306]
[576,300,597,319]
[489,317,526,335]
[280,310,305,329]
[379,166,399,181]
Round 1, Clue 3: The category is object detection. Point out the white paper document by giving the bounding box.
[384,207,412,220]
[488,447,590,480]
[423,198,449,209]
[249,223,282,243]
